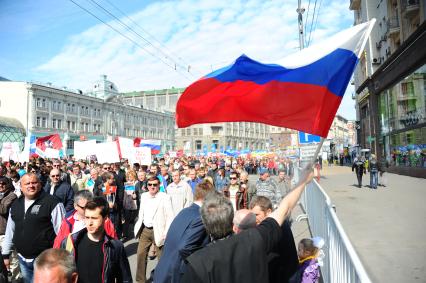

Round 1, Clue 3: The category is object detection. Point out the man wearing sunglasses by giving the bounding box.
[52,160,71,185]
[134,176,174,283]
[44,168,75,212]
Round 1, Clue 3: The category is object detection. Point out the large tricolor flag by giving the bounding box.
[176,20,375,137]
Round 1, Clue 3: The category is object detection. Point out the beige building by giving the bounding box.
[0,75,175,155]
[122,88,270,154]
[350,0,426,178]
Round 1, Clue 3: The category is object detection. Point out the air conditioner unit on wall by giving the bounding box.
[372,57,382,65]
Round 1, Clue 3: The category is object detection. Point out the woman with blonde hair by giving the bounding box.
[122,169,139,240]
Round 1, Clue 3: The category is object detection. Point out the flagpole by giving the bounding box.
[310,137,325,167]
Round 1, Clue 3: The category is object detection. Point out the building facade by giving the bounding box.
[0,75,175,155]
[350,0,426,177]
[122,88,270,154]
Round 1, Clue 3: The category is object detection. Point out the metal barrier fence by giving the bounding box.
[295,168,372,283]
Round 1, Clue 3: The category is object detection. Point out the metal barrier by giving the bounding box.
[296,168,372,283]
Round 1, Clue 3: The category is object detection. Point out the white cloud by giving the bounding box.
[35,0,355,108]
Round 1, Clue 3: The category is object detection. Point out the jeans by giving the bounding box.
[18,256,34,283]
[370,171,378,189]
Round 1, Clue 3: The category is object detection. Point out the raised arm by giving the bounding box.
[269,167,314,226]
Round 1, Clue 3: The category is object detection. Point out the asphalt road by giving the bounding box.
[318,165,426,283]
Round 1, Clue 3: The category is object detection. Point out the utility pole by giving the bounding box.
[297,0,305,50]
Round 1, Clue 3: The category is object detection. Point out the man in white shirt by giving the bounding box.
[134,176,174,283]
[166,170,193,216]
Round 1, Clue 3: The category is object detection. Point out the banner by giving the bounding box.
[132,147,151,165]
[74,140,97,161]
[118,137,136,159]
[95,142,120,163]
[0,142,20,162]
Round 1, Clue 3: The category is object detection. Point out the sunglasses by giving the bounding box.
[76,203,85,209]
[147,183,159,187]
[103,167,110,170]
[50,175,60,177]
[230,177,238,180]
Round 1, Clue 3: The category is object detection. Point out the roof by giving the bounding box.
[0,116,25,131]
[121,87,186,97]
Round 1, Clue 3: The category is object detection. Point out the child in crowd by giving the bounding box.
[290,237,324,283]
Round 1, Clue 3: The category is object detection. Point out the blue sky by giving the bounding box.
[0,0,357,119]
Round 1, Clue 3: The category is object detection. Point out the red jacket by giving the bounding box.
[53,210,117,248]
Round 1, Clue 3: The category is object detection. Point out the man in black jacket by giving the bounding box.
[182,168,314,283]
[61,197,132,283]
[2,173,65,283]
[44,168,75,212]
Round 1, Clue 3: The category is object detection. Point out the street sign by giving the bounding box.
[299,132,321,144]
[367,136,376,143]
[299,144,318,161]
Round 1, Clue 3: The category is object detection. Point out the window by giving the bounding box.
[52,119,57,128]
[36,98,41,108]
[72,121,76,130]
[57,102,61,111]
[52,101,57,110]
[36,117,41,127]
[85,107,89,115]
[67,140,74,150]
[71,104,75,113]
[42,117,47,128]
[66,103,71,111]
[196,140,202,150]
[42,99,46,108]
[57,119,62,129]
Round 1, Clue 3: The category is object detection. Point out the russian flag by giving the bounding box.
[176,20,375,137]
[134,138,161,155]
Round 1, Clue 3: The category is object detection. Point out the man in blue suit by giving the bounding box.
[153,181,215,283]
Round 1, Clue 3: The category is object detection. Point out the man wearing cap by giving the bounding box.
[255,169,281,208]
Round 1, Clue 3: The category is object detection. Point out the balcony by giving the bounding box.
[401,0,420,18]
[349,0,361,10]
[387,17,400,37]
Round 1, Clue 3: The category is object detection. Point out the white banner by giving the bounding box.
[74,140,97,161]
[44,148,60,159]
[118,137,135,159]
[0,142,20,162]
[95,142,120,163]
[132,147,151,166]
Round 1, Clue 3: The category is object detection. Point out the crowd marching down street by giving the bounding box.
[0,155,318,283]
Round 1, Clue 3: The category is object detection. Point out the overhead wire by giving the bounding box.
[308,0,323,47]
[101,0,201,76]
[67,0,194,82]
[306,0,318,47]
[304,0,311,47]
[86,0,195,77]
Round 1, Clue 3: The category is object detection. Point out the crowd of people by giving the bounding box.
[0,155,321,283]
